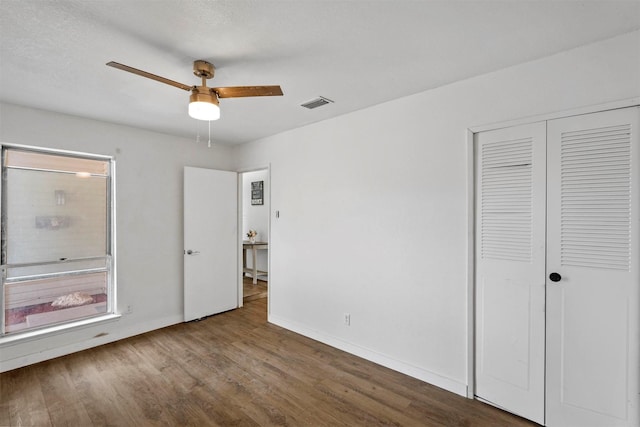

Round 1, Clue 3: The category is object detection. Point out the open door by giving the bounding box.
[184,167,238,322]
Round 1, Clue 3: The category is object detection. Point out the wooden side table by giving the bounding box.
[242,241,268,285]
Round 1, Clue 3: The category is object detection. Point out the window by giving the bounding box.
[1,147,115,335]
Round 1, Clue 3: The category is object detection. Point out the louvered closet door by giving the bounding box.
[546,107,639,427]
[475,122,546,425]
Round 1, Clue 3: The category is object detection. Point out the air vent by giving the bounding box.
[301,96,333,109]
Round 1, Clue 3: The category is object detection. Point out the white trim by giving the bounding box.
[110,158,117,316]
[236,163,271,174]
[465,129,476,399]
[0,142,114,160]
[266,165,271,318]
[0,313,182,373]
[269,314,468,397]
[236,173,244,308]
[469,97,640,134]
[0,313,121,348]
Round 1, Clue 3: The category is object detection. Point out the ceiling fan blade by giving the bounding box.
[106,61,193,92]
[213,85,283,98]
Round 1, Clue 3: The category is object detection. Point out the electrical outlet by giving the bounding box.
[125,304,133,315]
[344,313,351,326]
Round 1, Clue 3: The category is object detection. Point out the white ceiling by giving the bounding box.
[1,1,639,145]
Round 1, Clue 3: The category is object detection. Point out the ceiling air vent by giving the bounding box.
[301,96,334,109]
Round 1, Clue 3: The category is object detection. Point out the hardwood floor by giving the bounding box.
[243,277,268,302]
[0,299,538,426]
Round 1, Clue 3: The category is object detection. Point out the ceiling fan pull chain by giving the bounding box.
[208,120,212,148]
[195,120,201,144]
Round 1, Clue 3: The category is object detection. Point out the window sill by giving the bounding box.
[0,313,121,347]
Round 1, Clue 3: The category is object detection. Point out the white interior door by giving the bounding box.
[184,167,238,322]
[546,107,639,427]
[475,122,546,425]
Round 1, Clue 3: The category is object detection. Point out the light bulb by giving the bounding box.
[189,101,220,121]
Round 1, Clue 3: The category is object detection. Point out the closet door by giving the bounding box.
[546,107,639,427]
[475,122,546,424]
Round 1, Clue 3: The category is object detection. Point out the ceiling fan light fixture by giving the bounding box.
[106,60,282,123]
[189,88,220,121]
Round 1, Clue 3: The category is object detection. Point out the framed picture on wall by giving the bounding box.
[251,181,263,205]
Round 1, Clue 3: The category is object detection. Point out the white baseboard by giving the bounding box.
[268,314,468,397]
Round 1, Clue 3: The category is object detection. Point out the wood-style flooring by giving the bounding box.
[0,298,538,426]
[243,277,268,302]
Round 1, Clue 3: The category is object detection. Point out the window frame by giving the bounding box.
[0,143,117,339]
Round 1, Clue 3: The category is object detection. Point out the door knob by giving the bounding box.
[549,272,562,282]
[185,250,200,255]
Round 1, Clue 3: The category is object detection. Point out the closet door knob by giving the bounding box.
[549,272,562,282]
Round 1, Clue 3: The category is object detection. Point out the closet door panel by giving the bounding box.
[475,122,546,424]
[546,107,639,427]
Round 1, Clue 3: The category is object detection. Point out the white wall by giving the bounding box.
[233,31,640,395]
[242,169,269,276]
[0,103,234,371]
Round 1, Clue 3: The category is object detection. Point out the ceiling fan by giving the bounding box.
[106,60,283,121]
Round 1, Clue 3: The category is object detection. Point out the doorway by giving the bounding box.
[240,168,269,304]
